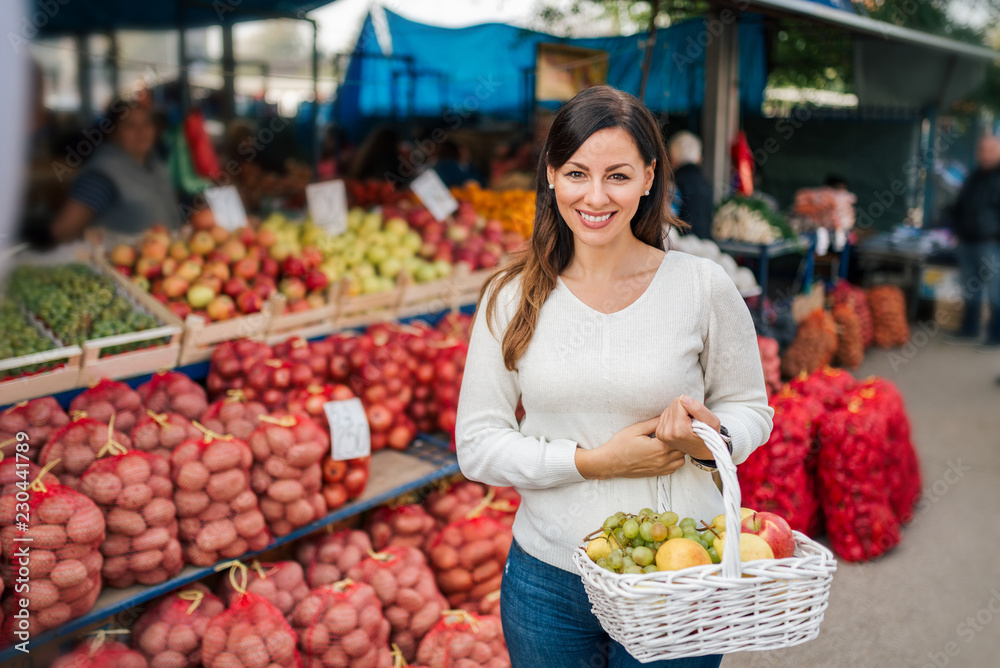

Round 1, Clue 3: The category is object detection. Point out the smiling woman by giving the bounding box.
[455,86,773,668]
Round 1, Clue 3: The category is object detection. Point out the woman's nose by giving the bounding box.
[585,180,610,207]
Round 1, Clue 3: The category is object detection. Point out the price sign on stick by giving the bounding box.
[324,398,371,461]
[306,180,349,236]
[203,186,248,231]
[411,169,459,221]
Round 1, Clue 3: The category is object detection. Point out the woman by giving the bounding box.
[51,100,180,242]
[455,86,773,668]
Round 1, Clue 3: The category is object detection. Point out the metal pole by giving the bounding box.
[922,105,937,228]
[177,4,189,112]
[638,0,660,102]
[221,21,235,123]
[76,34,93,123]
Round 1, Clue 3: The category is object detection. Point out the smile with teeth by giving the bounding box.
[579,211,614,223]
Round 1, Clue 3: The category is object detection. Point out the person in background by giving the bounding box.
[434,140,484,188]
[945,134,1000,349]
[51,100,181,242]
[668,130,714,239]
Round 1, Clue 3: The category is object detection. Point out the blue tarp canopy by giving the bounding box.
[336,10,766,136]
[32,0,337,33]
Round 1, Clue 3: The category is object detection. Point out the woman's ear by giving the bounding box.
[645,160,656,192]
[546,165,556,189]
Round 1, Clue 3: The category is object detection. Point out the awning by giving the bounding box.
[33,0,340,33]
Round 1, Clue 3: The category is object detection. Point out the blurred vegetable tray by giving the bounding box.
[93,249,494,366]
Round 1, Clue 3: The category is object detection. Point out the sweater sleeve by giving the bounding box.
[700,262,774,465]
[455,280,586,490]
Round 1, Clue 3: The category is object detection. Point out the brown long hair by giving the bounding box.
[479,85,683,371]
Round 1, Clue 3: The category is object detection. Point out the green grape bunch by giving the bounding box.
[584,508,722,574]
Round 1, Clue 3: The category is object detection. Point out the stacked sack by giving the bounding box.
[40,413,133,490]
[130,410,201,461]
[70,379,145,433]
[297,530,373,588]
[0,397,69,462]
[415,610,510,668]
[289,579,393,667]
[217,560,311,619]
[780,310,838,378]
[201,582,302,668]
[51,635,148,668]
[428,516,510,609]
[199,390,268,442]
[867,285,910,348]
[137,371,208,421]
[133,584,226,668]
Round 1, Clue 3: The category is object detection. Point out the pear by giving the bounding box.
[586,536,613,562]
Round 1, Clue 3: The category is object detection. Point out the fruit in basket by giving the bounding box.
[741,511,795,559]
[654,538,712,571]
[714,532,774,562]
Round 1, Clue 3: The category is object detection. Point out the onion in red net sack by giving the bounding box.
[274,336,330,388]
[788,366,856,413]
[70,379,145,433]
[297,529,373,588]
[39,412,133,491]
[200,390,268,442]
[244,357,299,411]
[248,414,329,537]
[202,566,302,668]
[0,466,105,644]
[817,394,901,561]
[207,339,273,399]
[415,610,509,668]
[133,584,226,668]
[321,456,370,512]
[0,397,69,462]
[217,560,311,618]
[367,504,437,554]
[51,633,148,668]
[80,450,183,587]
[170,426,270,566]
[345,547,449,662]
[137,371,209,421]
[427,517,511,609]
[290,578,393,668]
[131,410,201,461]
[424,481,486,527]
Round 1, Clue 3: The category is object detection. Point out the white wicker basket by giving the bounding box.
[572,421,836,662]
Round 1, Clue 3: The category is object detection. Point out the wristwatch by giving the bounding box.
[689,425,732,473]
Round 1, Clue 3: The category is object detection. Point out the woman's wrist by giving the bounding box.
[574,446,608,480]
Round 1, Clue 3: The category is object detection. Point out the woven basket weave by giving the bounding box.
[572,421,836,662]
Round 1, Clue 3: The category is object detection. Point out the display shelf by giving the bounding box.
[0,440,459,663]
[716,235,815,316]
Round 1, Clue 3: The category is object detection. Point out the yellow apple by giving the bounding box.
[715,532,774,562]
[655,538,712,571]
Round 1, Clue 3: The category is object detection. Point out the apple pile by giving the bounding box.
[206,339,273,399]
[320,455,370,511]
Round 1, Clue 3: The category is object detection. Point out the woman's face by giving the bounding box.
[113,107,156,159]
[546,127,654,251]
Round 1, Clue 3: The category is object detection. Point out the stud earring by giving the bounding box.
[644,189,650,196]
[549,183,554,190]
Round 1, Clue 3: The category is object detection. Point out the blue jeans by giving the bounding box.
[955,241,1000,342]
[501,540,723,668]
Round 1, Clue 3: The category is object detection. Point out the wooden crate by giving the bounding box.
[397,276,457,320]
[0,346,83,405]
[334,282,407,331]
[180,299,281,365]
[266,284,341,344]
[78,325,183,386]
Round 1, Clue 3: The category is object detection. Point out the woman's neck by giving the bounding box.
[565,234,661,282]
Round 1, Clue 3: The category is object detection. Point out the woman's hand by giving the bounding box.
[654,395,721,461]
[575,417,687,480]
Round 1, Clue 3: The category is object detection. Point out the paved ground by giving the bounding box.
[724,339,1000,668]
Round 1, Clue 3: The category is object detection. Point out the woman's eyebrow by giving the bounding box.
[566,161,634,171]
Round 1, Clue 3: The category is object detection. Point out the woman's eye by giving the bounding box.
[609,173,629,182]
[566,171,584,178]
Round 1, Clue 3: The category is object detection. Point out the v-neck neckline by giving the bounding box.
[556,252,669,316]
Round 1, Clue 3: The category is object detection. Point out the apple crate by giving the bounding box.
[0,346,84,405]
[334,280,407,331]
[266,284,341,343]
[397,275,457,320]
[572,421,836,662]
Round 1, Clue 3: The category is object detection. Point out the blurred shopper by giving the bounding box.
[434,140,484,188]
[668,131,713,239]
[51,100,180,242]
[945,135,1000,349]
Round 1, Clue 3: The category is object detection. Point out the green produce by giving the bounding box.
[584,509,722,574]
[0,300,58,379]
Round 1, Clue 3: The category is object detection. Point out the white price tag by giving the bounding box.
[324,398,371,461]
[306,180,349,236]
[203,186,248,231]
[410,169,459,221]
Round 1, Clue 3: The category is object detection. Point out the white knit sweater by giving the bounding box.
[455,251,774,574]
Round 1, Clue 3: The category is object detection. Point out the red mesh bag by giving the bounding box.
[832,302,864,369]
[287,383,355,422]
[483,487,519,529]
[79,451,183,587]
[346,547,448,662]
[320,456,370,512]
[273,336,330,388]
[200,391,268,442]
[289,579,392,668]
[69,379,145,433]
[788,366,856,413]
[51,637,148,668]
[248,414,329,537]
[470,590,501,618]
[131,410,201,461]
[296,530,373,588]
[427,517,510,608]
[780,310,838,378]
[831,281,873,348]
[817,394,901,561]
[868,285,910,348]
[0,397,69,462]
[424,481,486,527]
[207,339,273,399]
[217,560,311,618]
[737,389,819,534]
[854,378,921,525]
[0,474,105,644]
[137,371,208,421]
[39,413,133,490]
[415,610,509,668]
[133,584,226,668]
[244,358,298,411]
[0,457,59,495]
[170,430,270,566]
[201,590,302,668]
[367,504,437,554]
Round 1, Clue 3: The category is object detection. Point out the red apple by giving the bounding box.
[141,237,168,262]
[741,511,795,559]
[280,277,307,301]
[110,244,137,267]
[203,260,231,282]
[260,257,279,278]
[162,275,190,299]
[305,269,329,292]
[232,257,260,281]
[206,295,237,321]
[257,227,277,248]
[190,208,215,230]
[236,289,263,314]
[189,230,216,256]
[135,257,162,279]
[223,276,249,299]
[366,403,393,432]
[210,225,229,244]
[167,300,193,320]
[220,239,247,262]
[238,226,257,247]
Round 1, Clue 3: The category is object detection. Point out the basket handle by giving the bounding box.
[690,419,743,580]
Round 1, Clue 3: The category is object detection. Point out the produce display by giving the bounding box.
[7,263,161,350]
[130,410,202,461]
[137,371,208,422]
[0,300,58,380]
[132,584,226,668]
[297,530,373,589]
[290,579,393,668]
[790,187,856,233]
[51,639,148,668]
[320,455,370,511]
[450,182,535,238]
[216,561,311,619]
[201,592,301,668]
[39,414,133,491]
[415,610,509,668]
[206,340,273,398]
[70,379,145,433]
[712,196,794,244]
[780,309,838,378]
[368,504,439,554]
[428,516,510,609]
[867,285,910,348]
[0,397,69,462]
